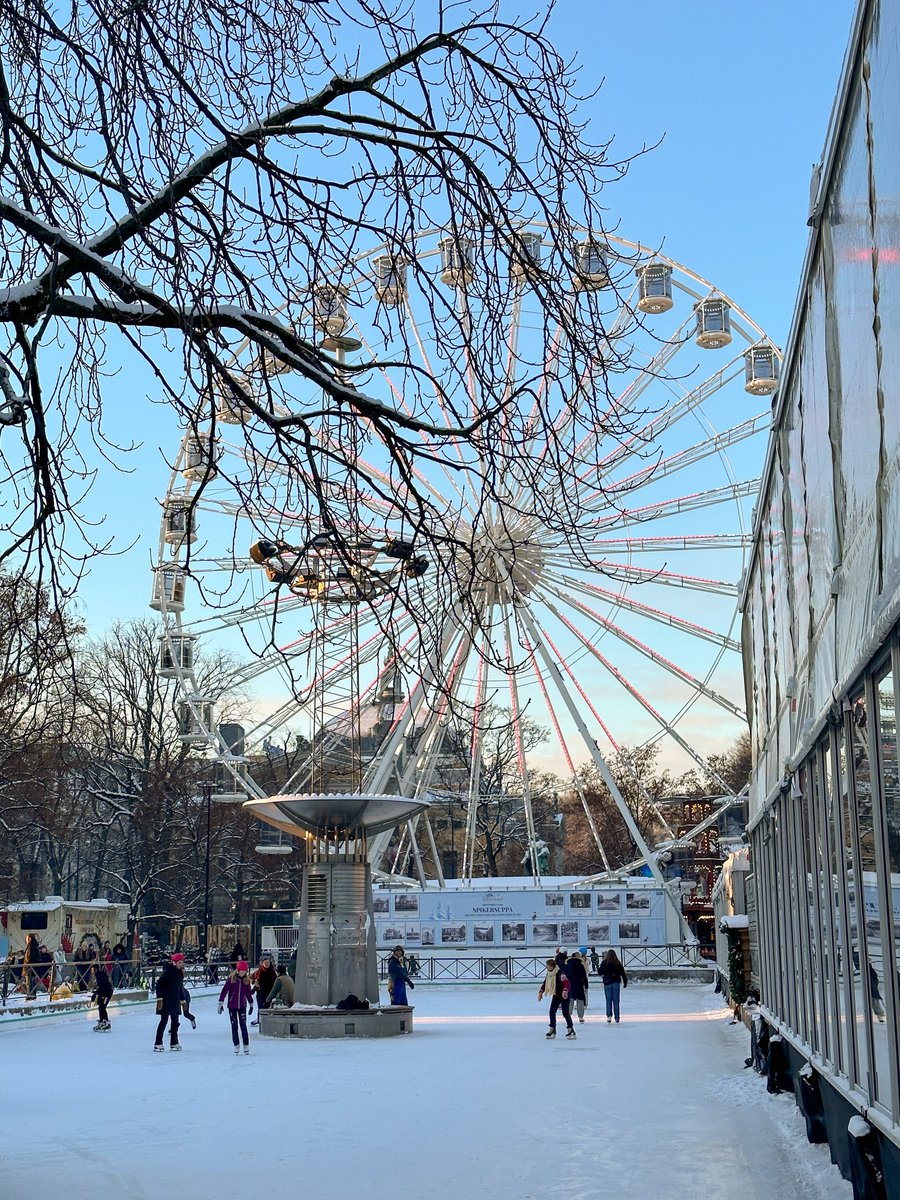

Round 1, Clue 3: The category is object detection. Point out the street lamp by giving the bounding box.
[200,781,211,960]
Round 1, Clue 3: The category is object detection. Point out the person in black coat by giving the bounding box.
[250,955,277,1025]
[229,942,245,971]
[538,958,576,1039]
[154,953,186,1051]
[91,961,114,1030]
[598,949,628,1024]
[566,951,590,1023]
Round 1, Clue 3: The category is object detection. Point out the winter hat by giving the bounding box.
[236,960,249,972]
[571,951,582,960]
[171,953,185,964]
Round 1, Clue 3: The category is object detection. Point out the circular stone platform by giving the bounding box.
[260,1005,414,1038]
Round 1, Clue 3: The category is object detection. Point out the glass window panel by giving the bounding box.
[779,806,797,1031]
[853,682,890,1107]
[811,751,839,1068]
[789,791,812,1044]
[837,723,869,1094]
[874,660,900,1117]
[799,765,822,1054]
[822,741,850,1076]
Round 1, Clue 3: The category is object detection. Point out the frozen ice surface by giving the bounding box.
[1,982,850,1199]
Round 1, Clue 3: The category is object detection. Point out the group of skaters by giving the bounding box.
[538,947,628,1039]
[153,942,294,1055]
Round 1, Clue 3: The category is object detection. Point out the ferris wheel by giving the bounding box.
[150,226,780,897]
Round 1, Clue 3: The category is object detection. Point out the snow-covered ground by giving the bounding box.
[1,982,850,1199]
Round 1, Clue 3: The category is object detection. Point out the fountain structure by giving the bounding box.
[244,791,428,1038]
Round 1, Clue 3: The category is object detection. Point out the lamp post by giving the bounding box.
[200,781,212,960]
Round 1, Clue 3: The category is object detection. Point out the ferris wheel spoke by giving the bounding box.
[535,592,735,793]
[582,532,752,555]
[590,477,760,532]
[519,609,676,840]
[461,643,490,883]
[522,630,613,871]
[540,555,736,597]
[540,574,745,720]
[502,600,541,884]
[557,571,741,653]
[353,312,477,510]
[601,410,770,501]
[516,603,676,888]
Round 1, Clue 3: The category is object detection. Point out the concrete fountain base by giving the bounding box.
[259,1005,414,1039]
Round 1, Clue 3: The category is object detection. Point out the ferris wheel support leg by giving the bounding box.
[518,606,695,945]
[421,813,445,887]
[406,819,428,887]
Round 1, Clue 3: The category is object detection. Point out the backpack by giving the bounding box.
[335,994,369,1011]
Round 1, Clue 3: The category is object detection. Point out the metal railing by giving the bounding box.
[1,956,143,1006]
[376,945,708,982]
[1,943,707,1005]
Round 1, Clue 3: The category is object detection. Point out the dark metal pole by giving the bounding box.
[201,783,211,959]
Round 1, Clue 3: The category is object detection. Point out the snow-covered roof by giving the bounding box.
[719,915,749,930]
[3,897,125,912]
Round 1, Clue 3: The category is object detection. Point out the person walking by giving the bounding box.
[218,959,254,1054]
[387,945,415,1005]
[229,941,245,971]
[538,957,575,1039]
[598,949,628,1024]
[566,950,590,1023]
[91,960,113,1031]
[154,952,186,1052]
[589,946,601,976]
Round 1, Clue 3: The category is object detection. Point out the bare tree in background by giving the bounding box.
[0,0,649,674]
[0,574,83,899]
[427,705,561,877]
[560,743,672,877]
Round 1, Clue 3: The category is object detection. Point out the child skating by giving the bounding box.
[218,959,253,1054]
[181,981,197,1029]
[91,960,113,1031]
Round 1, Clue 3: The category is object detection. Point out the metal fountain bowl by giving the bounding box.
[243,792,429,837]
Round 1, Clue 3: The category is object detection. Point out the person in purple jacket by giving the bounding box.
[218,959,254,1054]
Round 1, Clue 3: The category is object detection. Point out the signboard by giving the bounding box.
[373,886,666,949]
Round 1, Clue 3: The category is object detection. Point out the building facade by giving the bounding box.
[742,0,900,1179]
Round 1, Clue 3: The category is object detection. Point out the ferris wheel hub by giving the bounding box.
[465,520,545,606]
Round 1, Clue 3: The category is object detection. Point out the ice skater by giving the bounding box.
[598,949,628,1023]
[538,957,575,1039]
[566,950,589,1022]
[91,960,113,1031]
[218,959,254,1054]
[181,980,197,1030]
[387,945,415,1005]
[154,952,185,1052]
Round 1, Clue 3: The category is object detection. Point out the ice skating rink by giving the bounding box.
[1,983,850,1199]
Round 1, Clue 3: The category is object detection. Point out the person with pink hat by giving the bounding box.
[218,959,254,1054]
[153,952,186,1052]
